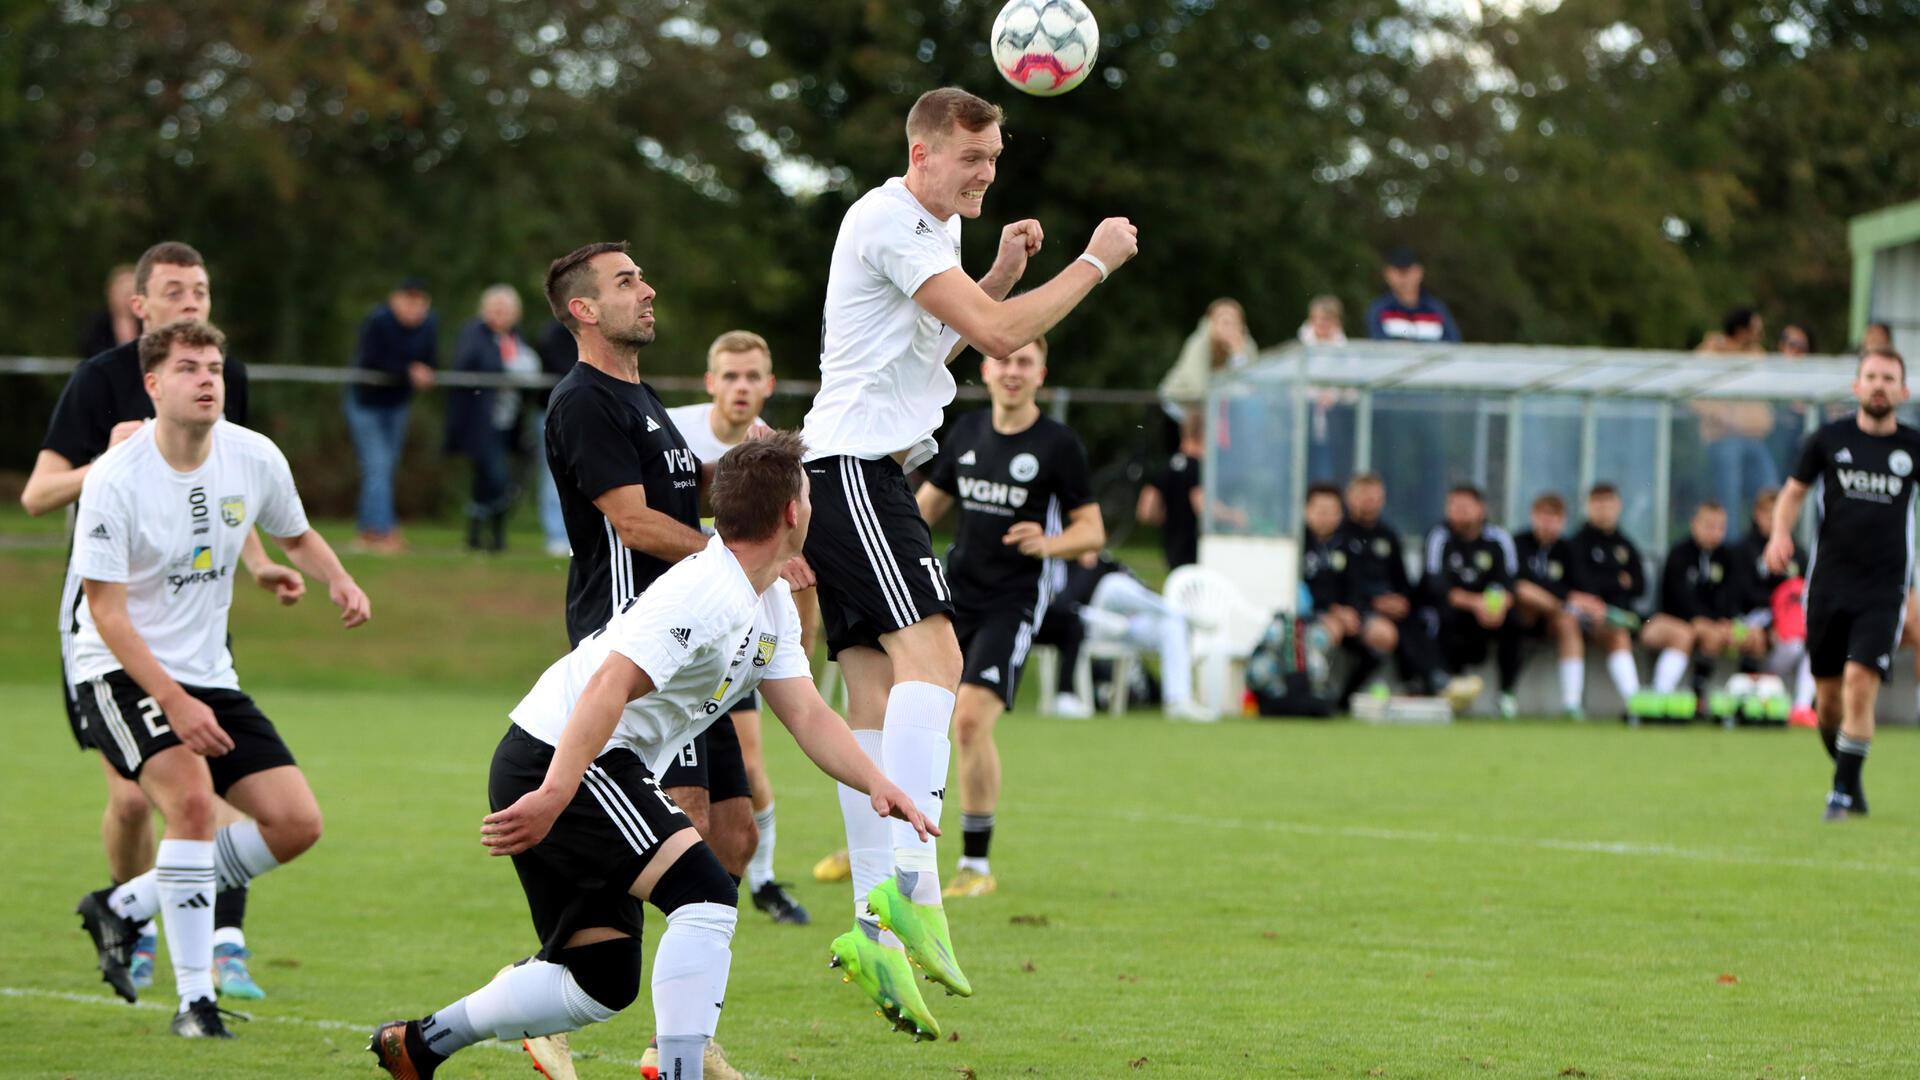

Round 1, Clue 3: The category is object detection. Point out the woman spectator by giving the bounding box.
[445,285,535,551]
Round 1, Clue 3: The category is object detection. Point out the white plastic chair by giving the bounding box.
[1163,565,1269,715]
[1074,638,1141,716]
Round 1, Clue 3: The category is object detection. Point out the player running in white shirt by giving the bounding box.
[790,85,1137,1032]
[667,330,817,927]
[371,434,938,1080]
[70,320,370,1038]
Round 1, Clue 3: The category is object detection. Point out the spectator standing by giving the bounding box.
[344,277,437,553]
[1136,413,1204,571]
[75,264,138,360]
[1692,307,1778,522]
[1300,295,1355,480]
[1158,298,1257,420]
[1366,247,1460,343]
[444,285,534,552]
[530,321,578,556]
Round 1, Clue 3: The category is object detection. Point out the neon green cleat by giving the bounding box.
[867,878,972,998]
[828,927,939,1041]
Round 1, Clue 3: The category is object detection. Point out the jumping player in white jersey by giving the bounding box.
[790,85,1137,1031]
[667,330,815,927]
[370,434,938,1080]
[69,320,371,1038]
[1767,347,1920,820]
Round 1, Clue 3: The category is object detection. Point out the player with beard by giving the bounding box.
[1766,348,1920,820]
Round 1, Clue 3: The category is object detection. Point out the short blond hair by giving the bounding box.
[707,329,771,371]
[906,87,1004,147]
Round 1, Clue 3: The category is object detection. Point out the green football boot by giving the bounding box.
[867,877,973,998]
[828,926,939,1042]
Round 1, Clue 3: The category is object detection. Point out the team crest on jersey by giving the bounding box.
[1614,545,1629,563]
[1373,539,1392,558]
[1009,453,1040,482]
[1474,550,1493,570]
[752,633,777,668]
[1330,551,1347,571]
[1892,450,1913,477]
[1709,563,1724,583]
[1548,561,1564,580]
[219,495,245,527]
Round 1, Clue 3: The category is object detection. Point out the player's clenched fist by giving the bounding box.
[1085,217,1139,273]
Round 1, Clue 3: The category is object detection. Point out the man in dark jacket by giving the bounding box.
[1652,502,1766,700]
[1422,486,1521,716]
[445,285,536,551]
[1512,491,1591,717]
[1338,471,1472,706]
[343,277,437,552]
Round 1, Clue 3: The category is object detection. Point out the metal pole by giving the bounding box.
[1653,399,1673,548]
[1288,378,1310,540]
[1049,386,1071,424]
[1503,395,1524,529]
[1472,397,1492,489]
[1578,397,1597,497]
[1354,390,1374,473]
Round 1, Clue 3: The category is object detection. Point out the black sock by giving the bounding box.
[214,884,247,933]
[1833,734,1870,799]
[1340,650,1383,701]
[961,812,994,860]
[1819,725,1840,761]
[1689,654,1713,696]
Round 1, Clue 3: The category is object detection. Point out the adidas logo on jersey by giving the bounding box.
[958,450,977,465]
[669,627,692,647]
[1835,448,1853,463]
[89,523,110,540]
[914,218,934,237]
[646,415,663,433]
[980,666,1001,684]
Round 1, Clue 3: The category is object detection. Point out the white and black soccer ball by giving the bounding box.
[990,0,1100,97]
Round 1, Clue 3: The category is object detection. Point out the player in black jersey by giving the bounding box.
[1652,502,1766,701]
[1336,472,1466,704]
[1303,483,1397,704]
[1512,492,1598,718]
[1767,348,1920,820]
[1565,483,1676,711]
[538,242,747,1078]
[1421,486,1520,717]
[917,338,1104,896]
[23,241,295,1000]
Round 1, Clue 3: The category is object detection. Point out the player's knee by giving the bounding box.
[556,936,643,1015]
[170,788,218,837]
[651,842,740,914]
[105,785,151,830]
[1364,619,1397,653]
[273,805,324,859]
[954,706,995,748]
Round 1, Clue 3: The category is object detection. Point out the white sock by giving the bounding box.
[1159,615,1194,705]
[457,958,614,1043]
[839,728,892,924]
[1557,657,1584,711]
[109,874,160,923]
[652,902,736,1040]
[957,856,990,874]
[212,926,246,950]
[136,919,156,943]
[155,838,217,1007]
[214,820,281,890]
[1796,656,1816,708]
[881,682,954,903]
[745,802,777,891]
[1653,648,1690,693]
[1606,650,1640,698]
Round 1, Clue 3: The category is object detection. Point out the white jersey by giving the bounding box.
[66,421,311,690]
[665,402,758,465]
[803,177,965,467]
[509,534,811,776]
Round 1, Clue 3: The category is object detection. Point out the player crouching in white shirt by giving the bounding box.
[71,320,371,1038]
[371,432,936,1080]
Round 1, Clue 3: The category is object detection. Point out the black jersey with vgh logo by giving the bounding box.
[1793,417,1920,606]
[925,410,1094,618]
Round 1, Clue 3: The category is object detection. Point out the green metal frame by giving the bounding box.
[1847,199,1920,343]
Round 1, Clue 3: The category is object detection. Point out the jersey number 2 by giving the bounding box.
[919,557,950,602]
[135,696,170,738]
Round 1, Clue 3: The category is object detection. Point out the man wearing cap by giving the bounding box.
[345,278,438,552]
[1366,247,1461,343]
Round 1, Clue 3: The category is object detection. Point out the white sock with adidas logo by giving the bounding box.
[155,838,217,1007]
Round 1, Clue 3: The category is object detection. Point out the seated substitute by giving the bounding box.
[1303,482,1395,701]
[1337,471,1463,701]
[1421,485,1520,717]
[915,337,1106,898]
[1565,483,1656,708]
[1511,491,1592,718]
[1658,500,1767,688]
[370,433,941,1080]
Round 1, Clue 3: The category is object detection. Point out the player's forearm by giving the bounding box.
[1770,486,1805,543]
[240,530,276,577]
[277,531,354,590]
[21,458,87,516]
[1447,587,1482,612]
[94,609,189,709]
[965,262,1102,359]
[1043,519,1106,560]
[976,263,1021,304]
[540,681,627,799]
[612,510,707,563]
[781,699,884,795]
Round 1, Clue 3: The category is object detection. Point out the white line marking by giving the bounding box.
[1087,807,1920,879]
[0,986,647,1068]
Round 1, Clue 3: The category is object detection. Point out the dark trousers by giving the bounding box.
[1436,608,1522,693]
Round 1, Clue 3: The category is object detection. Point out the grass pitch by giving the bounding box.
[3,525,1918,1078]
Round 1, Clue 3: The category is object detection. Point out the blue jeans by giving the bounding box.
[1706,435,1780,521]
[532,409,566,548]
[343,395,410,534]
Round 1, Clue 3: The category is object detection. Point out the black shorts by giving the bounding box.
[1805,590,1904,680]
[657,715,753,802]
[489,724,694,958]
[76,670,297,794]
[955,603,1037,710]
[803,455,954,659]
[61,652,89,752]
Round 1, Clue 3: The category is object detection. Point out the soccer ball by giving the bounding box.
[990,0,1100,97]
